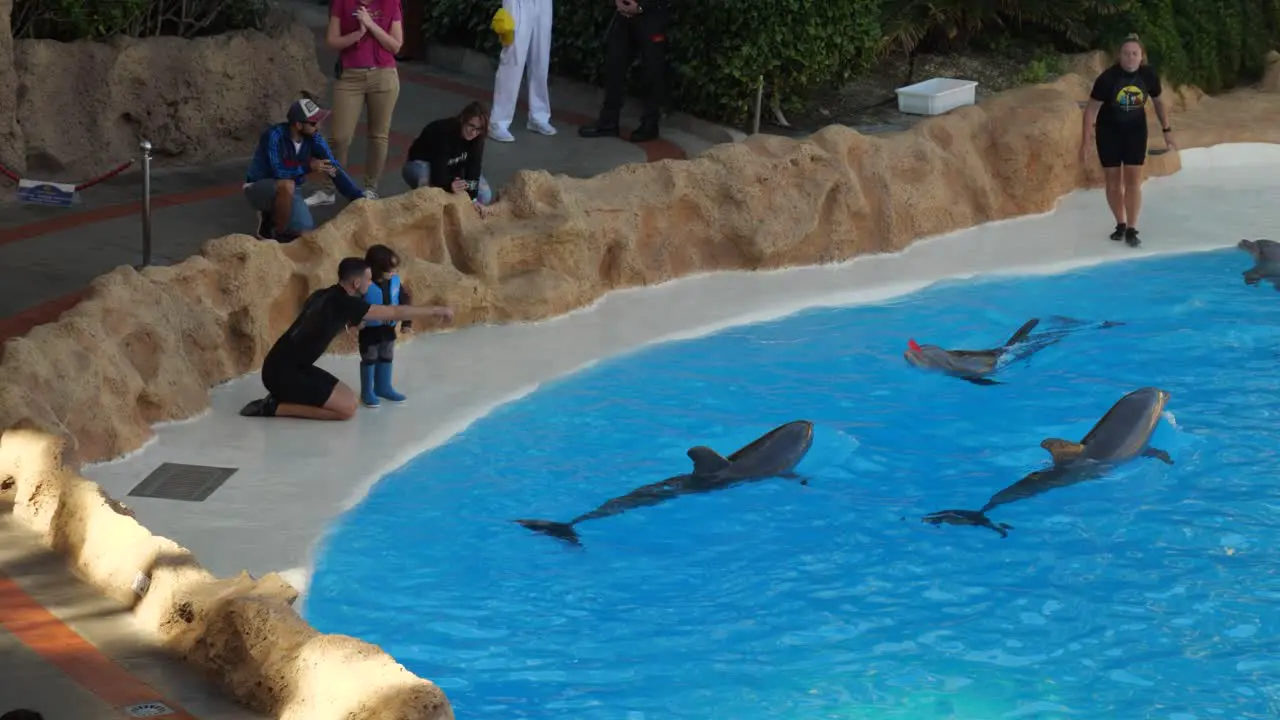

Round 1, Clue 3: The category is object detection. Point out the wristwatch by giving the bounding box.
[1162,126,1172,133]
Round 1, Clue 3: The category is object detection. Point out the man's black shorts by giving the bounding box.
[262,361,339,408]
[1095,122,1148,168]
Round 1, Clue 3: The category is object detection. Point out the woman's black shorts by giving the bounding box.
[1095,121,1148,168]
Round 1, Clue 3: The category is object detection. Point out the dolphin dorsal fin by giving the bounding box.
[687,446,730,475]
[1040,438,1085,464]
[1003,318,1040,347]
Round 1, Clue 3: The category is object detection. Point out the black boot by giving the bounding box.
[1124,227,1141,247]
[239,394,279,417]
[1109,223,1126,242]
[630,120,660,143]
[578,119,620,138]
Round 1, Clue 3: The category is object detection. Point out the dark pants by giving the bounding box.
[358,325,397,363]
[601,10,670,126]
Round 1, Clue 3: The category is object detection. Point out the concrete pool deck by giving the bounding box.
[79,142,1280,598]
[0,511,266,719]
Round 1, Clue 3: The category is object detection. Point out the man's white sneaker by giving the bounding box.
[305,190,336,207]
[489,125,515,142]
[363,188,379,200]
[526,119,557,136]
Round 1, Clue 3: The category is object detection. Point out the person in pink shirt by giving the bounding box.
[323,0,404,200]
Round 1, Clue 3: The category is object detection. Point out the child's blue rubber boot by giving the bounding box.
[374,361,407,403]
[360,362,380,408]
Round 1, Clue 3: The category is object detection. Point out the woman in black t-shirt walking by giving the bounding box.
[1080,34,1178,248]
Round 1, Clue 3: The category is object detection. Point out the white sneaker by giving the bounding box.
[305,190,336,207]
[489,124,515,142]
[362,188,379,200]
[526,119,557,136]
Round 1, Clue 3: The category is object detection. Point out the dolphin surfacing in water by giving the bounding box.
[922,387,1174,538]
[903,318,1042,386]
[1238,238,1280,289]
[903,317,1124,386]
[515,420,815,546]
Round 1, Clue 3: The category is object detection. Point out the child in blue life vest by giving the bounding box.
[359,244,414,407]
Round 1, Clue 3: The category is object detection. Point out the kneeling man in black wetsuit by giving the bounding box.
[239,257,454,421]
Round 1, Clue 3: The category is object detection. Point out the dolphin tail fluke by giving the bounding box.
[1003,318,1040,347]
[515,519,582,545]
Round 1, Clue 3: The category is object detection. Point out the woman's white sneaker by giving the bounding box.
[526,119,557,136]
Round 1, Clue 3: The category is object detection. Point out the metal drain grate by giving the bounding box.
[127,463,237,502]
[123,701,176,717]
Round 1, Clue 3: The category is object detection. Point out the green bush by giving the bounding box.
[426,0,882,125]
[12,0,270,41]
[425,0,1280,125]
[878,0,1125,59]
[1098,0,1280,92]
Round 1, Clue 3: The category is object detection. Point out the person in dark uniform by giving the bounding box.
[578,0,671,143]
[239,257,454,421]
[1080,34,1177,248]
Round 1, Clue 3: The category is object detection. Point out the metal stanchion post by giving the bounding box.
[752,76,765,135]
[140,140,153,268]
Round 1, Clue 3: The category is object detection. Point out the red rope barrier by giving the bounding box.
[0,158,136,190]
[74,159,135,191]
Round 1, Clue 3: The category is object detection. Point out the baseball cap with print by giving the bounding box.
[287,97,331,125]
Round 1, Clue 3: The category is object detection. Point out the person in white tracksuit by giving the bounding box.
[489,0,556,142]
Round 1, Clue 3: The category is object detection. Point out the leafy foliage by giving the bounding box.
[426,0,882,125]
[12,0,270,41]
[424,0,1280,123]
[878,0,1128,59]
[1102,0,1280,92]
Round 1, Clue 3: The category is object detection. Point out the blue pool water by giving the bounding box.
[306,246,1280,719]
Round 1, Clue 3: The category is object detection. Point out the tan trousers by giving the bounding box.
[328,66,401,191]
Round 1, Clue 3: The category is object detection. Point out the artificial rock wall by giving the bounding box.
[0,6,326,178]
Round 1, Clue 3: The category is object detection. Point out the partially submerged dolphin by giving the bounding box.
[1238,238,1280,289]
[903,317,1123,386]
[515,420,815,546]
[922,387,1174,538]
[904,319,1041,386]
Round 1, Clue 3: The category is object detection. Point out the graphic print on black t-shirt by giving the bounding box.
[1090,64,1162,127]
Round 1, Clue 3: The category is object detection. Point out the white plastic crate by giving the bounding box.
[895,78,979,116]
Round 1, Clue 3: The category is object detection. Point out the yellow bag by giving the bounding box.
[491,8,515,47]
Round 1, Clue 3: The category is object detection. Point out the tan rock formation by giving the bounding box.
[0,426,454,720]
[0,0,25,176]
[2,69,1280,719]
[12,15,327,178]
[8,70,1280,467]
